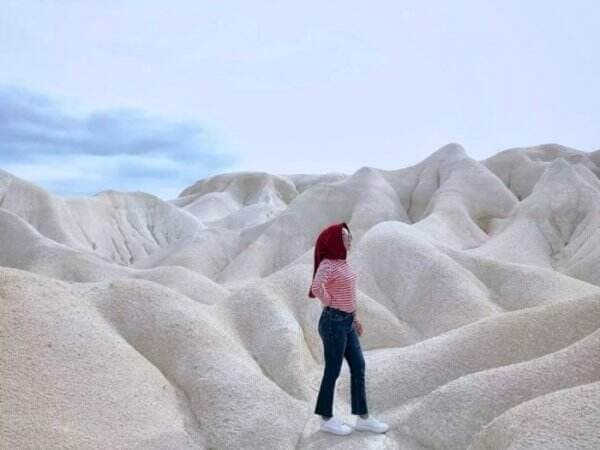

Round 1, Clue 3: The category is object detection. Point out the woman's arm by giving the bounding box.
[310,261,335,306]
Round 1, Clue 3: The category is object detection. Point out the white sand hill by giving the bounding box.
[1,142,600,449]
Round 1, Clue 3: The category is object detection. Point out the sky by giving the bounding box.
[1,1,599,200]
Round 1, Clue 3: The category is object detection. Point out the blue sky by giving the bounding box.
[1,1,599,200]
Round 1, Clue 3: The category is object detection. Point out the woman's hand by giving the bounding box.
[323,289,333,306]
[353,319,363,336]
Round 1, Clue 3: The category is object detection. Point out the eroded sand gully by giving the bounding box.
[2,144,600,449]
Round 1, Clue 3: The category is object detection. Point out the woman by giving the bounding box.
[308,222,389,436]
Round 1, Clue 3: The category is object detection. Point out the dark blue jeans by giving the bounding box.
[314,306,368,417]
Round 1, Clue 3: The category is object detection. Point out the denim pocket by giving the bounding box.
[326,310,348,322]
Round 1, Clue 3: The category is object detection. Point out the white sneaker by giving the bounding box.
[319,416,353,435]
[354,415,389,433]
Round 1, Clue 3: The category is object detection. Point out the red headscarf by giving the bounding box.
[308,222,350,298]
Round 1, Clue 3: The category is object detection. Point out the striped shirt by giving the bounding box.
[310,258,357,314]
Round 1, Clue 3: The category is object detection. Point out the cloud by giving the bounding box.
[0,85,238,199]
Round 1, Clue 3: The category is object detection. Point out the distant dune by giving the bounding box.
[2,143,599,449]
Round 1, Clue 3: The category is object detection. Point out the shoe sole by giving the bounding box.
[354,426,389,433]
[320,427,353,435]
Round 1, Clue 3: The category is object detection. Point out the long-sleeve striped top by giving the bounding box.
[310,258,357,314]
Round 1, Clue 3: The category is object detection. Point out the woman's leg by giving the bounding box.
[344,323,368,417]
[314,313,348,417]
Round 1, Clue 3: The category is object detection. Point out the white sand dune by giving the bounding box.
[1,143,600,449]
[469,380,600,449]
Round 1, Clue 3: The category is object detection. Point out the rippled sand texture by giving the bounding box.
[2,143,600,449]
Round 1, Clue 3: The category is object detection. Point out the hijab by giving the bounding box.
[308,222,350,298]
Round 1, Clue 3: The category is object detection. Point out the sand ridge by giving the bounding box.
[1,143,599,449]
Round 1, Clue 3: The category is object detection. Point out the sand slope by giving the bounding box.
[2,143,600,449]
